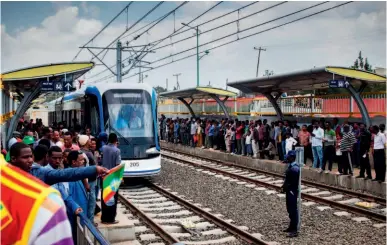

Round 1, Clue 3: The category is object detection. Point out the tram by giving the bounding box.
[48,83,161,178]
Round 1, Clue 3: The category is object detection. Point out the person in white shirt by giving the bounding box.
[245,131,252,156]
[129,111,142,129]
[311,121,324,171]
[372,125,386,182]
[285,133,298,154]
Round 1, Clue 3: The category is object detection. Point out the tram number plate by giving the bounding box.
[129,162,139,167]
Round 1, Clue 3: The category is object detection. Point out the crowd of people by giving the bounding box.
[1,118,122,244]
[159,115,387,182]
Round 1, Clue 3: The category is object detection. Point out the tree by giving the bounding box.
[351,51,374,72]
[153,86,167,94]
[263,70,274,77]
[364,58,372,72]
[352,59,359,69]
[358,51,364,70]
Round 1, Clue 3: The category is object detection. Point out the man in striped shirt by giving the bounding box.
[340,125,357,176]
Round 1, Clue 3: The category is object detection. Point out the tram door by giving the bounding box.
[84,95,101,136]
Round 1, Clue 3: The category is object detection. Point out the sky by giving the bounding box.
[1,1,386,92]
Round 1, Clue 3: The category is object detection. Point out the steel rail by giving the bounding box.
[163,147,386,205]
[118,193,180,244]
[148,182,271,245]
[162,152,386,223]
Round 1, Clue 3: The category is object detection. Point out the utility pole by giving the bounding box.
[254,46,266,77]
[182,23,201,87]
[173,73,181,90]
[226,78,228,90]
[84,41,154,84]
[138,65,141,83]
[116,41,122,82]
[166,78,168,91]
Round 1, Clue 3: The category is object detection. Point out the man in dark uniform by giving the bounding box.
[281,150,300,237]
[101,133,121,224]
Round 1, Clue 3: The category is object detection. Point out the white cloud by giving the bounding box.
[81,1,100,18]
[1,1,386,92]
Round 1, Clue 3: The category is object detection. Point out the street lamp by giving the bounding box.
[140,74,148,83]
[182,22,201,87]
[199,50,210,60]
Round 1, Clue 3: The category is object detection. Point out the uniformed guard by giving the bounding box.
[281,150,300,237]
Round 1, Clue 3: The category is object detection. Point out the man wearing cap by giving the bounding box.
[23,135,35,149]
[281,150,300,238]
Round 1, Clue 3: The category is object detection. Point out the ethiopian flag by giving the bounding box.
[102,164,125,205]
[1,201,13,230]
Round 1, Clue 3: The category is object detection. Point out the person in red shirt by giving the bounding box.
[298,125,311,165]
[61,132,80,151]
[236,122,243,155]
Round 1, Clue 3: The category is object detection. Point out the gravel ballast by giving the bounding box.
[153,160,386,245]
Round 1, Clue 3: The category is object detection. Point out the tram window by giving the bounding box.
[102,90,154,138]
[85,96,100,136]
[90,106,100,135]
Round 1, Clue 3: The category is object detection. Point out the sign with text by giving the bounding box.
[41,79,55,91]
[329,80,349,88]
[40,74,74,92]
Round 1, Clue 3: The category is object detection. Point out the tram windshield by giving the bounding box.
[103,90,154,138]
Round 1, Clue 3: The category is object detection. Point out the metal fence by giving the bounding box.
[158,92,386,118]
[76,212,109,245]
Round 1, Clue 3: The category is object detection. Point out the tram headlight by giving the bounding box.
[146,147,160,156]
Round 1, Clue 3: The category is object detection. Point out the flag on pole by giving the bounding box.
[102,164,125,205]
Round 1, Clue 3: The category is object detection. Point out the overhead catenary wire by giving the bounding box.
[115,1,222,82]
[144,1,260,47]
[85,1,189,81]
[88,1,354,84]
[114,1,191,78]
[127,1,224,70]
[86,1,258,81]
[151,1,288,51]
[120,1,354,81]
[72,2,134,61]
[90,1,166,61]
[149,1,331,65]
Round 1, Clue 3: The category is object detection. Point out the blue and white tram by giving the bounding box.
[48,83,161,178]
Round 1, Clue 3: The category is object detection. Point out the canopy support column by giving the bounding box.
[263,92,284,120]
[6,83,41,145]
[209,94,230,118]
[346,81,371,127]
[178,97,196,118]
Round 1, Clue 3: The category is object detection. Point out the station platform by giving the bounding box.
[160,141,386,198]
[94,201,138,244]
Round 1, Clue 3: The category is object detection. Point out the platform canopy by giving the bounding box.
[1,62,94,143]
[227,66,386,126]
[160,86,237,118]
[227,66,386,94]
[160,86,236,99]
[1,62,94,98]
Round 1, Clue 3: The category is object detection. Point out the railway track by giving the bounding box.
[161,148,387,224]
[119,182,277,245]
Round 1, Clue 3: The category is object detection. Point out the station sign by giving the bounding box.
[41,74,74,92]
[41,79,55,91]
[329,80,350,88]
